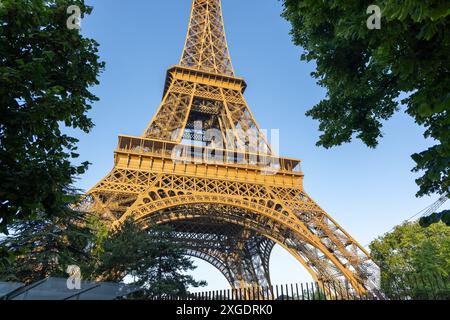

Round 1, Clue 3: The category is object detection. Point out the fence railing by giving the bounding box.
[156,274,450,301]
[380,273,450,300]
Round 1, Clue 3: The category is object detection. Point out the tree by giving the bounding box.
[282,1,449,202]
[0,0,104,233]
[91,220,206,299]
[0,209,94,284]
[419,209,450,227]
[1,216,206,299]
[369,221,450,298]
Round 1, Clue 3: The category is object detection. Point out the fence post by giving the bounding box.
[315,282,321,300]
[300,283,304,300]
[306,283,311,300]
[311,282,315,300]
[331,281,339,300]
[345,281,351,300]
[427,274,438,300]
[322,281,329,300]
[419,274,430,300]
[432,273,444,300]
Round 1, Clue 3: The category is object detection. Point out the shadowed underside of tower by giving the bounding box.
[84,0,379,297]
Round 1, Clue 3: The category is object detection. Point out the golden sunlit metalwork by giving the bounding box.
[84,0,379,297]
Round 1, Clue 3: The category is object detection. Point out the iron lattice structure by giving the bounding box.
[84,0,379,296]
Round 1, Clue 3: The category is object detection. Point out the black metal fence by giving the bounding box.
[379,273,450,300]
[159,274,449,301]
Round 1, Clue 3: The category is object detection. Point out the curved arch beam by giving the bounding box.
[184,249,235,287]
[142,211,335,295]
[148,219,275,289]
[123,192,367,294]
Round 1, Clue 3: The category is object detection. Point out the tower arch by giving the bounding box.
[116,188,372,294]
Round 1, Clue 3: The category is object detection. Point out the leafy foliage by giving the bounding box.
[0,216,206,298]
[91,220,206,298]
[282,0,449,198]
[369,221,450,298]
[419,209,450,227]
[0,209,93,284]
[0,0,104,232]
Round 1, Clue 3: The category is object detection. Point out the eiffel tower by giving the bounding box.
[85,0,379,295]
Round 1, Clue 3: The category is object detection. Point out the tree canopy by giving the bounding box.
[0,216,206,298]
[0,0,104,233]
[369,221,450,297]
[282,0,449,202]
[93,220,206,298]
[420,208,450,227]
[0,209,93,284]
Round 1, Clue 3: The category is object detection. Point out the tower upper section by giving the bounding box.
[180,0,234,76]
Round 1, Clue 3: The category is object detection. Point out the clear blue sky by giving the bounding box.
[75,0,448,290]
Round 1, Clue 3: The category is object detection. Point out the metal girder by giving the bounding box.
[86,177,379,295]
[180,0,234,76]
[164,219,274,288]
